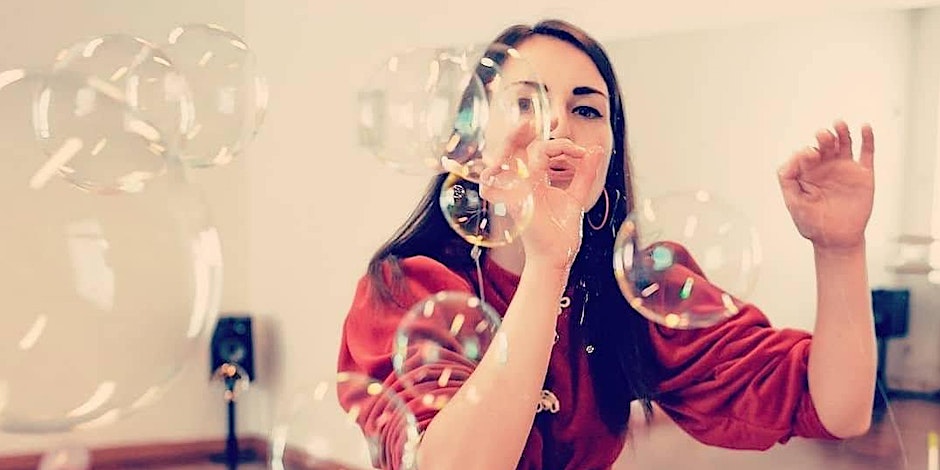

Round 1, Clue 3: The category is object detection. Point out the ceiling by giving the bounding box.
[333,0,940,46]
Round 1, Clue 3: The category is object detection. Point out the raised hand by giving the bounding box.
[777,120,875,251]
[522,138,604,269]
[479,122,604,270]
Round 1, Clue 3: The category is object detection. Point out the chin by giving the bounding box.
[549,179,573,190]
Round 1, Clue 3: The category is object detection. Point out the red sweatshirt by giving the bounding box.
[337,246,837,469]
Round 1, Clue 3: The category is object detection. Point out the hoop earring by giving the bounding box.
[587,188,610,231]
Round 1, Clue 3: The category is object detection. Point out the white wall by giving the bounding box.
[883,7,940,393]
[609,11,909,331]
[0,0,257,455]
[2,0,939,460]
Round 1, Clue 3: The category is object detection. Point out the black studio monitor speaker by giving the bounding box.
[871,289,911,415]
[872,289,910,339]
[210,315,256,382]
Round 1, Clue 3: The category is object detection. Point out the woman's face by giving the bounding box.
[492,35,614,207]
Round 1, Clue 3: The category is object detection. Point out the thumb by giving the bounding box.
[490,120,538,169]
[477,119,539,185]
[776,154,804,198]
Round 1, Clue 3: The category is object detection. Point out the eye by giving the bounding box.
[517,97,535,113]
[574,106,602,119]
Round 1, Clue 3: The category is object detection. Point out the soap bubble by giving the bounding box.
[17,67,170,194]
[393,291,504,410]
[0,147,222,432]
[358,43,549,183]
[358,46,485,175]
[613,190,761,329]
[457,43,550,183]
[270,372,419,470]
[439,172,534,248]
[51,34,194,153]
[161,23,267,168]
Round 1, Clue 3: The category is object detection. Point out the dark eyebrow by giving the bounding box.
[509,81,608,99]
[511,80,548,92]
[573,86,607,99]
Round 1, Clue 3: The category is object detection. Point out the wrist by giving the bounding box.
[813,240,867,260]
[521,258,571,298]
[523,256,573,279]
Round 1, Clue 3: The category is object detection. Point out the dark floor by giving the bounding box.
[140,398,938,470]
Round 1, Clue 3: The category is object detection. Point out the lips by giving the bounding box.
[548,156,576,188]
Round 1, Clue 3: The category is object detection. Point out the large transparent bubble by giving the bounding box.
[161,23,268,168]
[461,43,550,183]
[357,46,485,175]
[358,43,549,183]
[393,291,505,410]
[613,190,761,329]
[270,372,420,470]
[0,93,221,432]
[50,34,194,154]
[439,173,534,248]
[17,67,171,195]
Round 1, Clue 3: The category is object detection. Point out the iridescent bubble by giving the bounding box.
[269,372,420,470]
[439,172,534,248]
[0,146,221,432]
[51,34,194,154]
[18,67,170,194]
[357,43,549,184]
[0,68,45,164]
[613,190,761,329]
[393,291,505,410]
[455,43,551,183]
[358,46,485,176]
[161,23,267,168]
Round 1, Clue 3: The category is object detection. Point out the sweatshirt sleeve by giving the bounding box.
[644,242,838,450]
[336,256,479,469]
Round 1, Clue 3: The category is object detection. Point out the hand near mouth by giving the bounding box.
[523,138,606,269]
[477,122,606,270]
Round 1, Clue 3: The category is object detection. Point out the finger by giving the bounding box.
[777,157,798,183]
[815,129,838,160]
[777,147,818,187]
[859,123,875,169]
[777,156,804,198]
[833,119,853,159]
[479,165,530,206]
[777,155,798,180]
[488,120,539,169]
[796,145,822,174]
[478,166,503,203]
[479,165,499,186]
[525,141,551,185]
[507,119,538,151]
[440,158,466,175]
[567,146,605,208]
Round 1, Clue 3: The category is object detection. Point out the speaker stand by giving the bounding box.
[209,374,257,468]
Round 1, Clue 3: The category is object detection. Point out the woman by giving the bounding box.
[338,19,876,470]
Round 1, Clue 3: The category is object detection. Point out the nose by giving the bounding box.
[548,105,568,139]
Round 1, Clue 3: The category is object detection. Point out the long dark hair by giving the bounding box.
[367,19,660,434]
